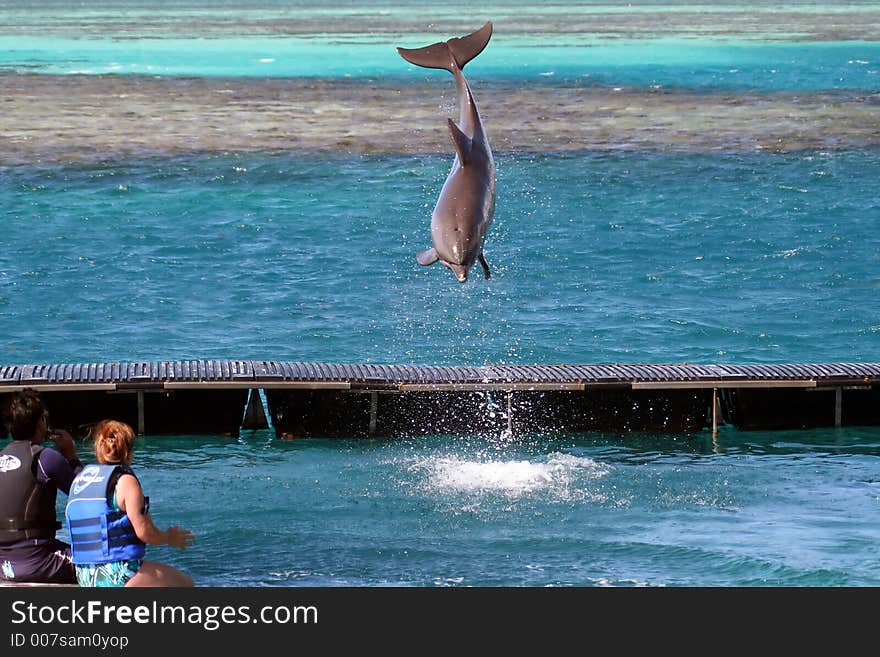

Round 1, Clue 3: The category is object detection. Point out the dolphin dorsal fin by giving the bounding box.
[447,119,473,165]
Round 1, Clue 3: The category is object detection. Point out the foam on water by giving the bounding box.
[410,451,610,500]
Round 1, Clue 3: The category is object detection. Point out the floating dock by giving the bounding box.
[1,361,878,438]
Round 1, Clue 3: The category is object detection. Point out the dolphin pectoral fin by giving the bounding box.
[479,252,491,279]
[417,248,439,266]
[447,119,473,165]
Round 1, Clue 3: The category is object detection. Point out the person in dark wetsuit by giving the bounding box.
[0,389,83,584]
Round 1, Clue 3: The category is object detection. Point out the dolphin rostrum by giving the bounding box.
[397,21,496,283]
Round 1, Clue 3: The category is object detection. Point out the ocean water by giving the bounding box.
[1,1,879,587]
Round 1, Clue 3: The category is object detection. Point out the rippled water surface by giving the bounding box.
[122,429,880,587]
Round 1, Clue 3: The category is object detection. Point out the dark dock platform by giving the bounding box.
[1,361,879,438]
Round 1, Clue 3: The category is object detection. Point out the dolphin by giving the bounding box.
[397,21,496,283]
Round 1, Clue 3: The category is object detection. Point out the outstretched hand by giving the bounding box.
[48,429,78,461]
[166,526,195,550]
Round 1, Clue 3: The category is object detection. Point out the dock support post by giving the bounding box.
[242,388,269,430]
[712,388,718,438]
[835,387,842,428]
[369,391,378,435]
[136,390,145,436]
[507,391,513,434]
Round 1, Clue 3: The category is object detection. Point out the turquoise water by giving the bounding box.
[2,33,879,92]
[2,2,879,586]
[2,150,879,365]
[2,1,879,89]
[121,429,880,587]
[2,36,878,91]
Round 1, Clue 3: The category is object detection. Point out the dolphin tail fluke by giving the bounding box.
[479,252,491,279]
[397,21,493,72]
[417,248,439,266]
[447,21,493,69]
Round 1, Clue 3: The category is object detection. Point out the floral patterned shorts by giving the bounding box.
[75,559,143,587]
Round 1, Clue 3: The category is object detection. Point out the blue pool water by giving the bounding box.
[1,1,878,586]
[2,150,879,366]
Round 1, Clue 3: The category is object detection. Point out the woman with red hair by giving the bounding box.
[66,420,195,587]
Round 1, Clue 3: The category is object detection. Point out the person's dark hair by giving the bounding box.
[2,388,47,441]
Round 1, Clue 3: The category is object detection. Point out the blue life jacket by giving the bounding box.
[65,464,146,565]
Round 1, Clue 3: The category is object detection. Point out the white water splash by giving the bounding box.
[412,452,610,500]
